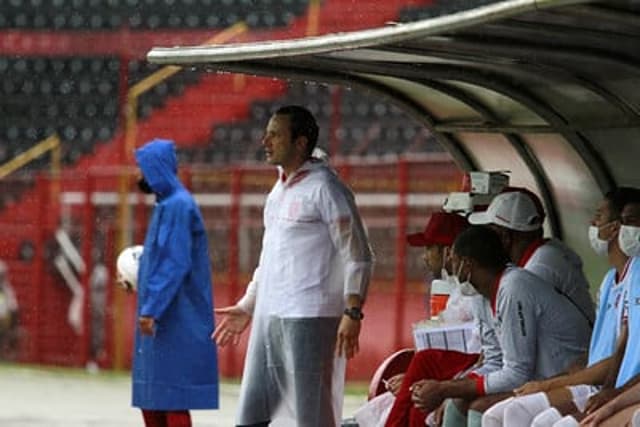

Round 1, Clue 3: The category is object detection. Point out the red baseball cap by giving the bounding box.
[407,212,469,247]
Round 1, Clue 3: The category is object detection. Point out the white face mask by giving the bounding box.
[442,268,455,284]
[618,225,640,257]
[452,261,478,297]
[588,225,609,256]
[459,280,479,297]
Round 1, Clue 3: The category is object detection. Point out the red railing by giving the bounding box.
[0,158,461,380]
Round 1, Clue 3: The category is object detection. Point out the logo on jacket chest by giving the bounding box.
[274,194,318,224]
[288,198,302,218]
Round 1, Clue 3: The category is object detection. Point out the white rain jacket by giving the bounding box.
[236,159,373,426]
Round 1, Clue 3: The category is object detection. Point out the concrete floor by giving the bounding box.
[0,363,368,426]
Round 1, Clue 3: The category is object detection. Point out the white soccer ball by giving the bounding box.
[116,245,143,291]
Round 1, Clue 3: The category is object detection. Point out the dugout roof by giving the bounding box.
[147,0,640,279]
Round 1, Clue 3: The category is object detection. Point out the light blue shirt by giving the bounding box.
[615,257,640,387]
[588,267,627,366]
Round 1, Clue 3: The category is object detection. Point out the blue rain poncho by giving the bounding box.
[132,139,219,410]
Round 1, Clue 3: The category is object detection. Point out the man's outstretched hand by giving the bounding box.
[212,305,251,346]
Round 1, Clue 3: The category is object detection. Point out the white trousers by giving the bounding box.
[482,393,550,427]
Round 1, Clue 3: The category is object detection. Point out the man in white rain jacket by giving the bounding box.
[213,105,373,427]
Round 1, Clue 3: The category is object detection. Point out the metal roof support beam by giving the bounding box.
[417,79,561,237]
[426,71,617,195]
[403,37,640,76]
[380,43,640,120]
[467,21,640,59]
[291,57,616,193]
[433,121,640,133]
[568,4,640,28]
[425,68,618,194]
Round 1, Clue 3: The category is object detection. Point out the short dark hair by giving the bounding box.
[275,105,319,156]
[453,226,510,270]
[605,187,640,219]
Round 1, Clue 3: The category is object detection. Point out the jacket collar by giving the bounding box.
[278,158,325,187]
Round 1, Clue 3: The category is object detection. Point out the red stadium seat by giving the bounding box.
[368,348,415,400]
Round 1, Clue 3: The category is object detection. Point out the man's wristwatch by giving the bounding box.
[343,306,364,320]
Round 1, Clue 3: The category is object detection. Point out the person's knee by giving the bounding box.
[482,406,504,427]
[504,400,538,427]
[504,393,550,427]
[504,393,549,427]
[469,393,513,414]
[531,407,562,427]
[551,415,579,427]
[481,397,513,427]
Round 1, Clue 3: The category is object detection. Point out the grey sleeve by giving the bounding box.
[471,298,503,376]
[484,287,538,394]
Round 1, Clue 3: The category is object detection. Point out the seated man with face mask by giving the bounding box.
[480,188,640,427]
[379,212,485,427]
[469,187,595,333]
[460,187,596,423]
[409,226,591,427]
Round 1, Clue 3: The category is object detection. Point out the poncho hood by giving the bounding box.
[135,138,180,199]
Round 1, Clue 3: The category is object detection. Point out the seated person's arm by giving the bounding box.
[515,356,613,395]
[481,291,539,395]
[411,376,479,413]
[584,326,633,414]
[417,290,541,408]
[454,353,485,379]
[385,373,405,395]
[601,324,628,389]
[580,378,640,426]
[566,351,589,374]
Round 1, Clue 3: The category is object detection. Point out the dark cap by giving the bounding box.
[407,212,469,247]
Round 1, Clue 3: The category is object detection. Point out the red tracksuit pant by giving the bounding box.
[384,349,479,427]
[142,410,192,427]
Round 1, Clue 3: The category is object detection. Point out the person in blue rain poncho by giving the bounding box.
[132,138,219,427]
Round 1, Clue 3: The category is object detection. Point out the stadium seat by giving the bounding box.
[368,348,415,400]
[0,0,311,29]
[400,0,497,22]
[0,56,120,169]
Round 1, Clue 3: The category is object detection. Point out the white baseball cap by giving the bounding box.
[468,189,545,231]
